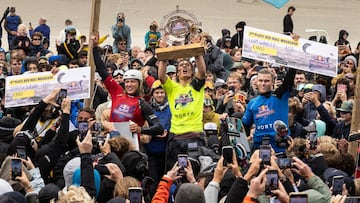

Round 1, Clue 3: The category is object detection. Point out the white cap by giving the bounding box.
[204,122,217,130]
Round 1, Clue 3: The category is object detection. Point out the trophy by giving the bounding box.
[156,5,205,61]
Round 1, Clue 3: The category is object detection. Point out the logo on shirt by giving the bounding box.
[113,104,135,119]
[174,90,193,110]
[256,105,274,118]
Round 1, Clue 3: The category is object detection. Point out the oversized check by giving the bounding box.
[242,26,338,77]
[5,67,91,108]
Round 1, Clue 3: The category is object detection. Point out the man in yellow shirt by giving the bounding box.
[158,35,207,170]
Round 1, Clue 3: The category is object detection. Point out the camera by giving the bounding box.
[228,86,235,96]
[274,120,289,148]
[275,135,290,148]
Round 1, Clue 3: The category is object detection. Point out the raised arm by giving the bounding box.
[195,55,206,80]
[158,60,168,84]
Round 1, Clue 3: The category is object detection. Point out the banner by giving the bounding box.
[242,26,338,77]
[113,122,140,151]
[262,0,289,9]
[5,67,91,108]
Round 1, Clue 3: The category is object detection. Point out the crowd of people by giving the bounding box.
[0,5,360,203]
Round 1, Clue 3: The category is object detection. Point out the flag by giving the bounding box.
[263,0,289,9]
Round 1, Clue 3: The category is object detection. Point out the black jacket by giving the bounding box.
[283,14,293,34]
[224,177,249,203]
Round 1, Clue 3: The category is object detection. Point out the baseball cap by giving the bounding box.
[323,167,355,196]
[336,100,353,113]
[0,48,5,53]
[204,95,214,107]
[205,81,214,90]
[166,65,176,74]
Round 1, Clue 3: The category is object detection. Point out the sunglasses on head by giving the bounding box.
[233,94,246,103]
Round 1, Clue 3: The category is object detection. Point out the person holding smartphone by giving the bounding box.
[152,160,199,203]
[7,89,71,183]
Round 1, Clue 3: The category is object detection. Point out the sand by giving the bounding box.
[1,0,359,51]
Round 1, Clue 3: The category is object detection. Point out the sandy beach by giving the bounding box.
[1,0,359,51]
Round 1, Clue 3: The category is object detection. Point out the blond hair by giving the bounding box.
[52,186,94,203]
[113,176,140,199]
[317,140,339,162]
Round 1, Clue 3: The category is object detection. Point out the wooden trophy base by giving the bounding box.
[155,43,205,61]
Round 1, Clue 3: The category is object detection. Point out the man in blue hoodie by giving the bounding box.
[112,12,131,53]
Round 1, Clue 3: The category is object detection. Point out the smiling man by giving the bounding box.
[158,35,207,170]
[242,67,296,152]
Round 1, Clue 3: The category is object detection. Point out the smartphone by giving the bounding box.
[128,187,143,203]
[277,158,293,169]
[309,132,318,150]
[259,145,271,165]
[96,136,105,146]
[11,158,22,181]
[94,164,110,175]
[56,89,67,105]
[337,84,347,93]
[228,86,235,96]
[265,170,278,196]
[262,136,271,145]
[16,146,27,160]
[345,197,360,203]
[78,121,88,140]
[92,122,102,132]
[222,146,233,166]
[289,193,308,203]
[177,154,188,173]
[332,175,344,195]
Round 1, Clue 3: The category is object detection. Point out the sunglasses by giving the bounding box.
[233,94,246,103]
[119,43,126,46]
[33,38,41,41]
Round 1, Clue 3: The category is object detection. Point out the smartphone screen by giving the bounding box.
[128,187,142,203]
[277,158,293,169]
[265,170,278,196]
[56,89,67,105]
[78,121,88,140]
[11,158,22,181]
[290,193,308,203]
[92,122,102,132]
[260,145,271,165]
[309,132,318,150]
[262,136,270,145]
[332,176,344,195]
[16,146,27,160]
[178,154,188,173]
[222,146,233,166]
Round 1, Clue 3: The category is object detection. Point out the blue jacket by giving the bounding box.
[5,15,21,32]
[30,24,51,40]
[144,100,171,154]
[70,100,84,128]
[112,18,131,52]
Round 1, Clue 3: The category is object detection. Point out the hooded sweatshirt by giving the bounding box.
[112,16,131,52]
